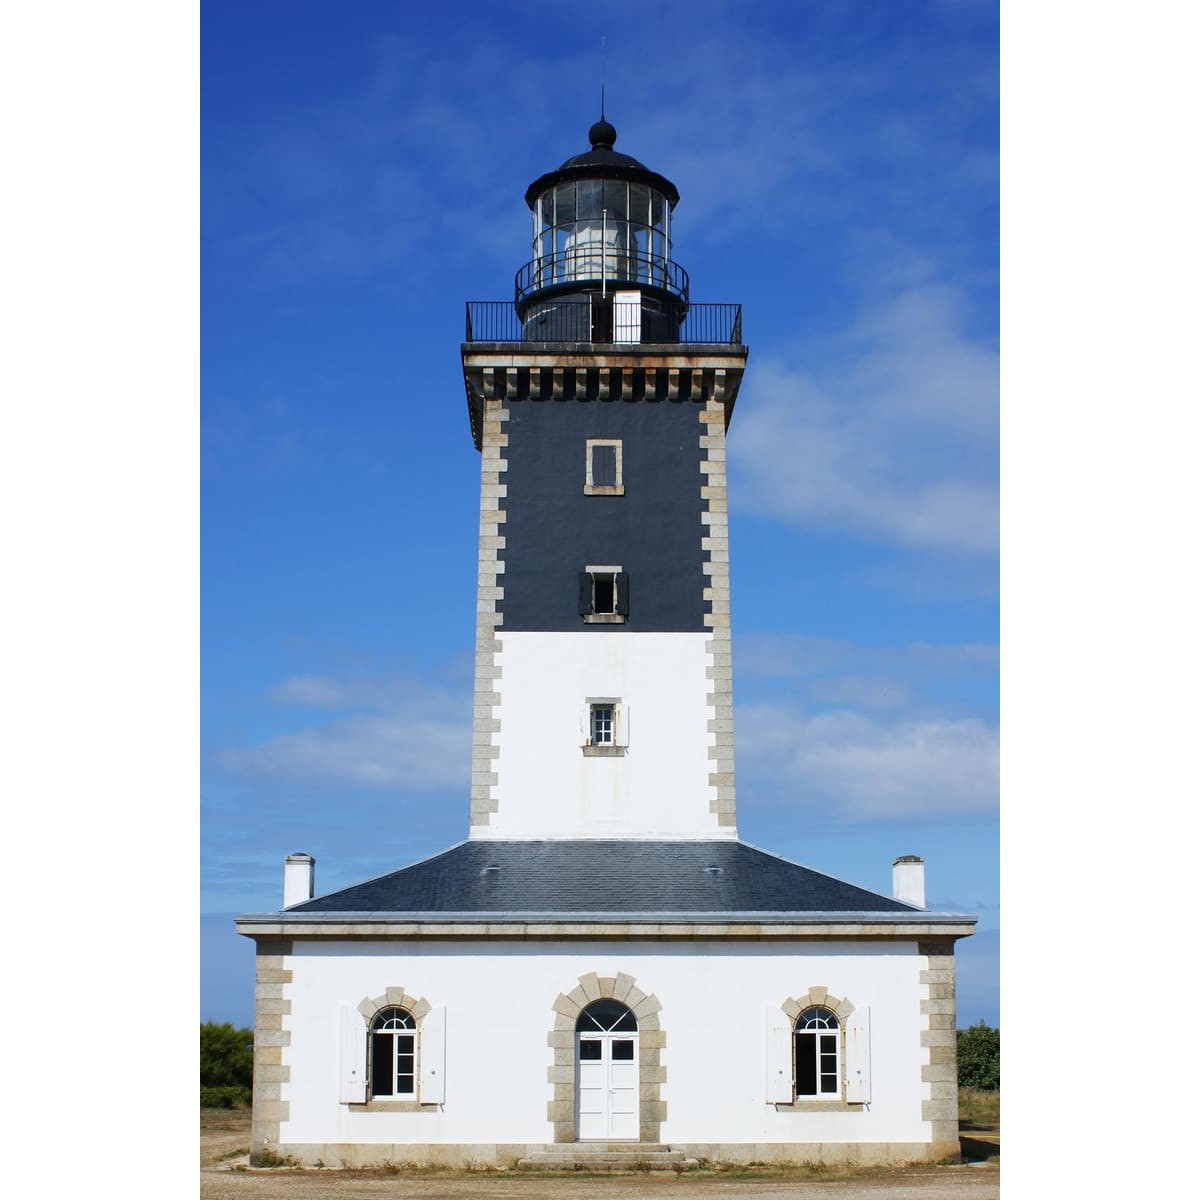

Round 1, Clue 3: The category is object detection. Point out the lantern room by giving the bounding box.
[516,117,688,342]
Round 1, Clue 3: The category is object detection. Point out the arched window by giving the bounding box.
[794,1006,840,1097]
[370,1007,416,1097]
[576,998,637,1033]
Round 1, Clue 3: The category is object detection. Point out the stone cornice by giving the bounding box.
[236,915,976,941]
[461,344,748,450]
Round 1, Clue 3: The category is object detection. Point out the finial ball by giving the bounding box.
[588,118,617,151]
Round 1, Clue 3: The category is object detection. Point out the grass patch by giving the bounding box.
[958,1087,1000,1129]
[251,1148,298,1168]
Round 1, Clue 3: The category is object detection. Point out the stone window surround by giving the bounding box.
[582,696,627,757]
[349,986,439,1113]
[581,564,627,624]
[772,987,864,1113]
[549,971,665,1143]
[584,437,625,495]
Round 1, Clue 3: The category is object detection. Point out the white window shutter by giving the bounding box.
[338,1007,367,1103]
[764,1006,793,1103]
[615,703,630,747]
[419,1005,447,1104]
[579,704,591,746]
[845,1006,871,1103]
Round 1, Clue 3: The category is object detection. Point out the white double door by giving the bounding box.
[577,1031,639,1140]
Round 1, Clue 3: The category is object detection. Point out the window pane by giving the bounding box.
[593,577,615,614]
[612,1039,634,1060]
[795,1034,817,1095]
[371,1033,394,1096]
[629,184,649,226]
[592,705,614,743]
[578,179,602,218]
[578,998,637,1031]
[555,182,575,223]
[579,1040,602,1060]
[800,1007,837,1029]
[603,179,628,220]
[632,226,649,273]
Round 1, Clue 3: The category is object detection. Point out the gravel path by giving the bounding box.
[200,1166,1000,1200]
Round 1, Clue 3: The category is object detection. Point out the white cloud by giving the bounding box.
[737,702,998,821]
[216,670,470,791]
[736,633,997,680]
[730,282,998,555]
[217,714,468,791]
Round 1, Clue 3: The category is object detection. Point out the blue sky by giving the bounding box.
[201,0,999,1027]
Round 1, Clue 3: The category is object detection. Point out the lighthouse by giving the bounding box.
[237,114,974,1170]
[462,115,747,841]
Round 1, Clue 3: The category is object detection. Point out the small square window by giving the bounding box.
[585,439,624,495]
[579,565,628,624]
[581,698,628,756]
[591,704,614,745]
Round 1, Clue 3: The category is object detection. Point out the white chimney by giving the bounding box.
[283,852,315,907]
[892,855,925,908]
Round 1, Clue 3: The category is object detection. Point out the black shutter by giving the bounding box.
[615,572,630,616]
[578,572,594,615]
[592,443,617,487]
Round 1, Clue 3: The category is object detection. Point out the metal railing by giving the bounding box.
[465,300,743,346]
[515,251,689,305]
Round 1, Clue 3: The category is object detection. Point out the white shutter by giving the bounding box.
[338,1006,367,1104]
[579,704,591,746]
[845,1006,871,1103]
[614,703,630,747]
[764,1006,793,1103]
[419,1005,447,1104]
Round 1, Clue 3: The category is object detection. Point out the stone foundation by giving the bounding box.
[257,1138,961,1169]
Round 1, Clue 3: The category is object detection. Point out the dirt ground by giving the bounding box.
[201,1111,999,1200]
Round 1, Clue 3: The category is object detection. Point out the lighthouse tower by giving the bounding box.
[462,116,748,840]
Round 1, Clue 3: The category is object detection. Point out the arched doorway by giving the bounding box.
[576,998,638,1140]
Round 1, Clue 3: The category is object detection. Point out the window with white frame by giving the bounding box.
[339,998,447,1107]
[764,998,871,1107]
[581,697,629,756]
[579,565,628,623]
[591,703,615,746]
[585,439,624,495]
[794,1006,840,1097]
[370,1007,417,1097]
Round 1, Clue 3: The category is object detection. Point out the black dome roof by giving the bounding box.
[524,118,680,210]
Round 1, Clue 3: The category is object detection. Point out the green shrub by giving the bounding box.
[957,1020,999,1090]
[201,1022,254,1087]
[201,1084,252,1109]
[201,1022,254,1106]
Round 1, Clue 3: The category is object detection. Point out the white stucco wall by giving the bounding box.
[477,631,729,839]
[275,938,933,1151]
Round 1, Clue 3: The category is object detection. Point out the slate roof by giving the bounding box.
[282,840,921,917]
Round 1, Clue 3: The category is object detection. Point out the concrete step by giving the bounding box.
[517,1144,699,1171]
